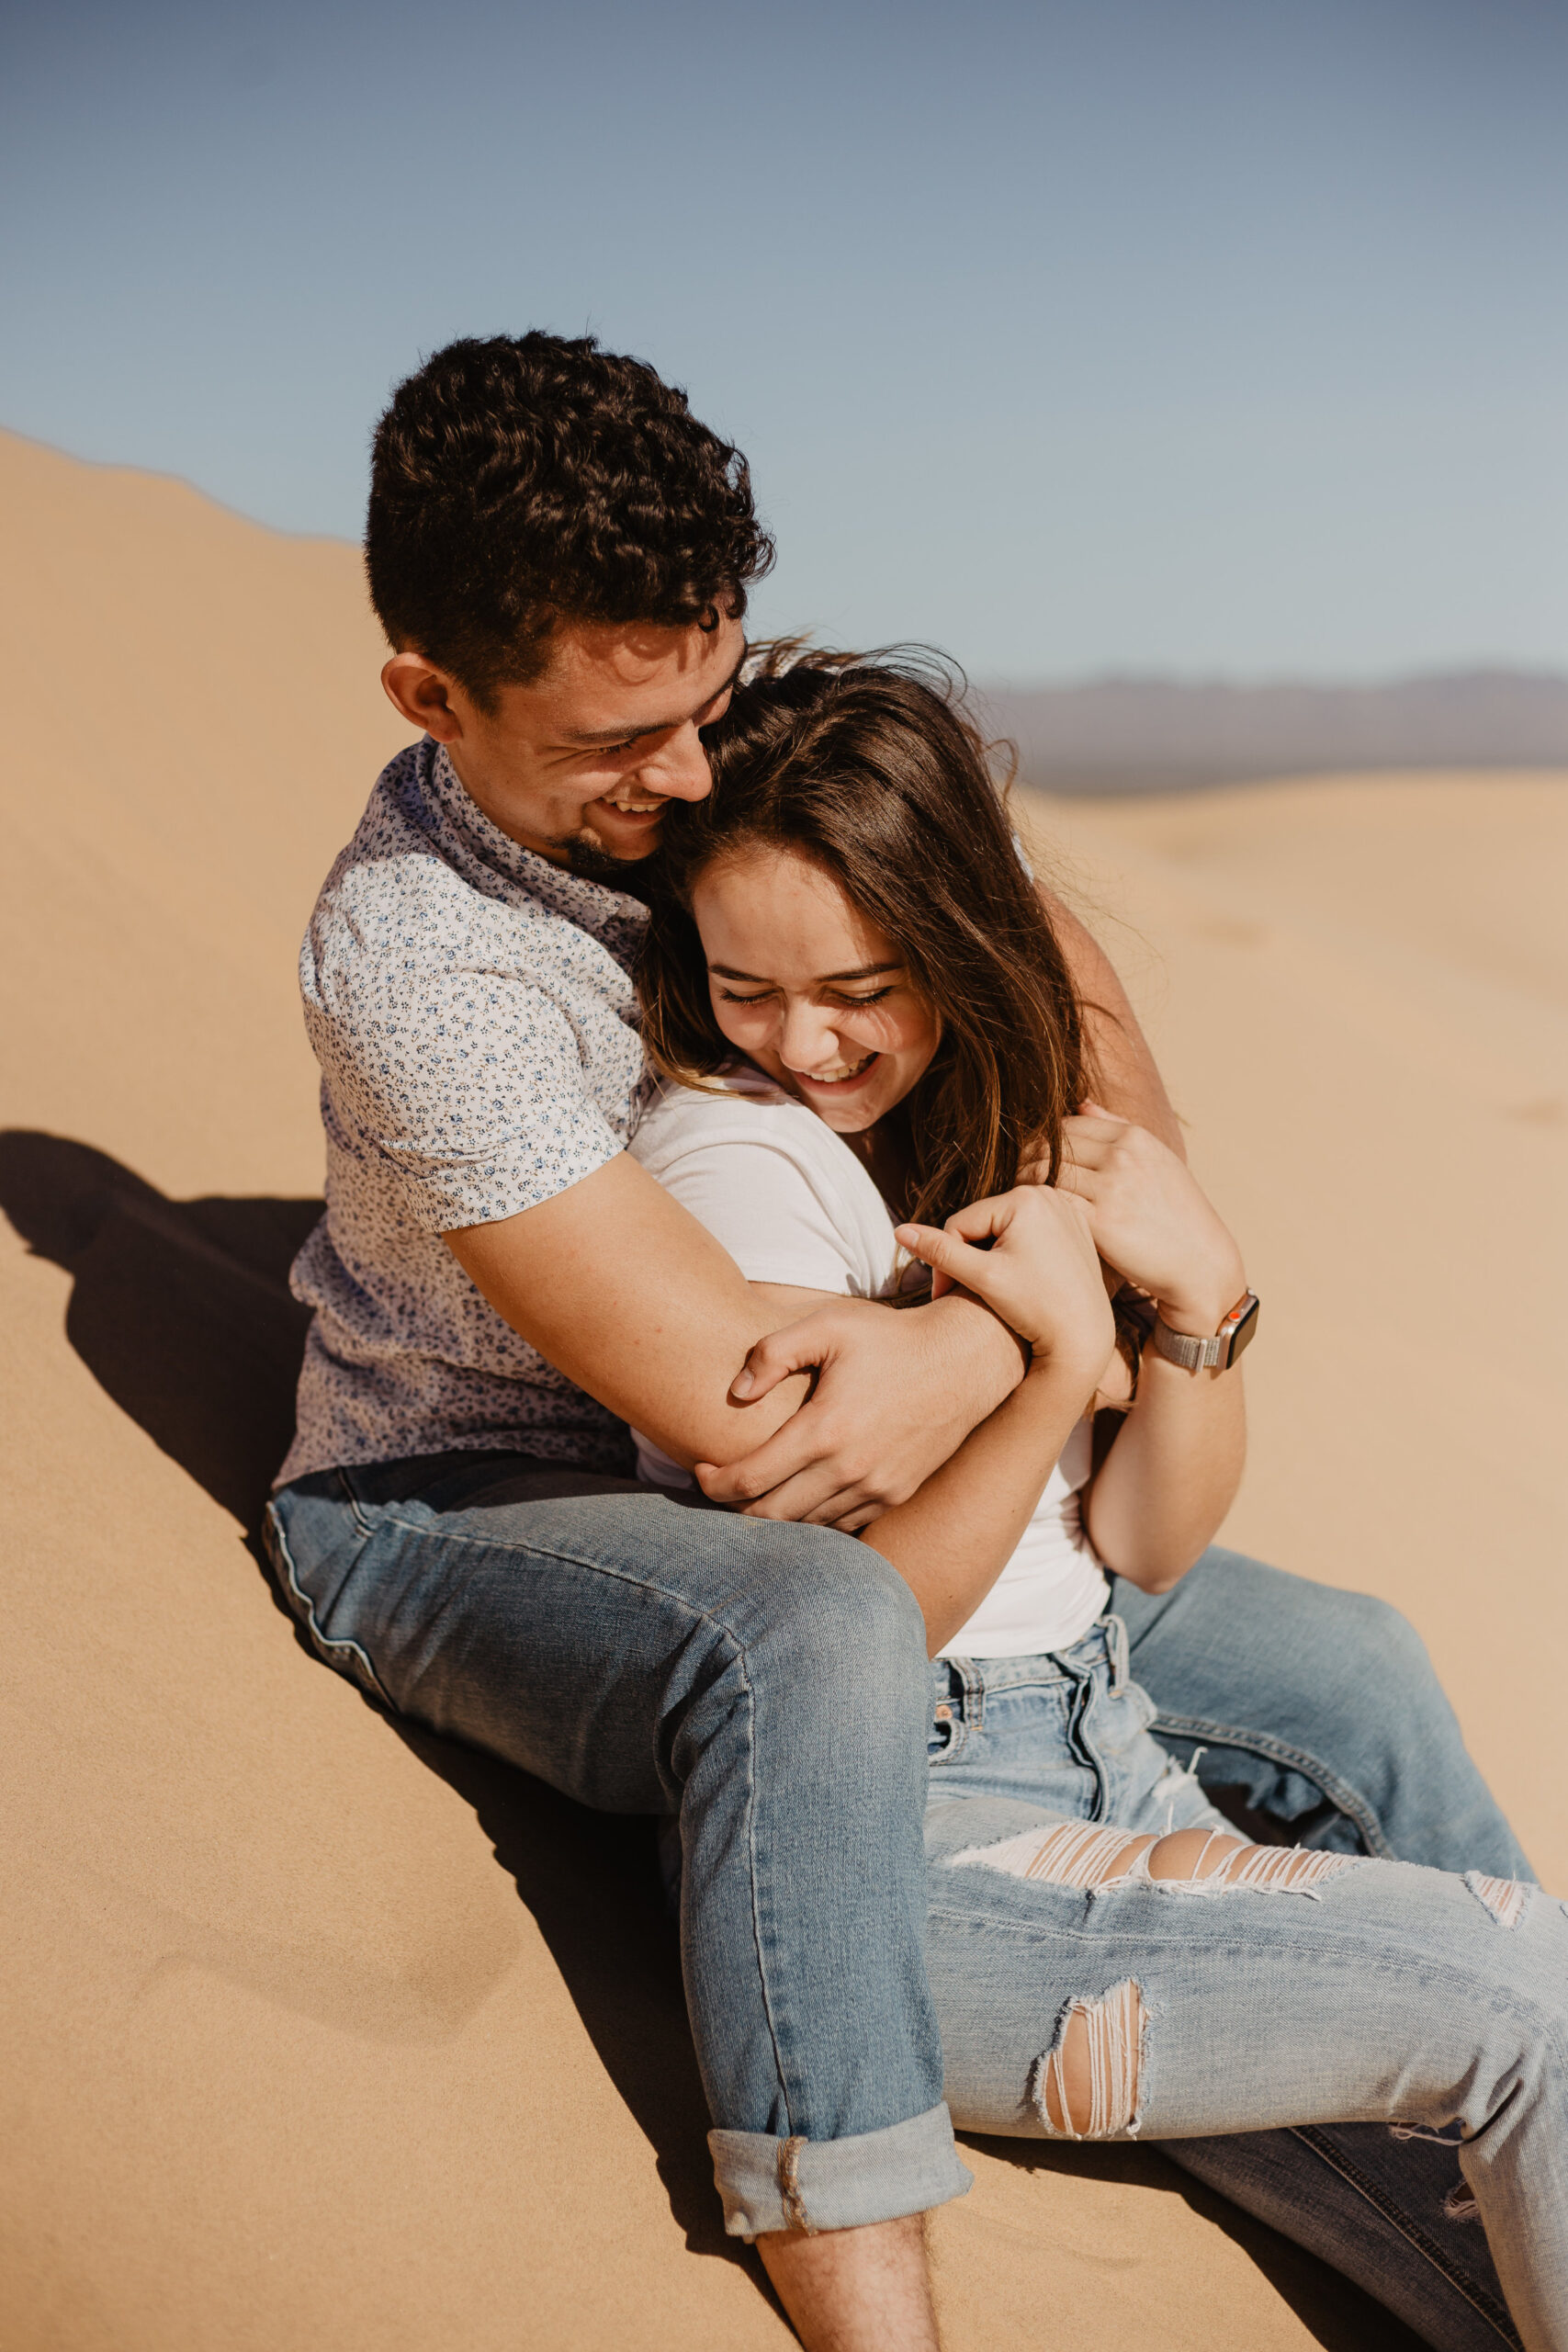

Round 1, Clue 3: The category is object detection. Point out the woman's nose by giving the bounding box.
[779,1002,838,1071]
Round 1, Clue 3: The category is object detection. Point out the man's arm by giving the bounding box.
[1043,886,1186,1159]
[446,1151,1025,1523]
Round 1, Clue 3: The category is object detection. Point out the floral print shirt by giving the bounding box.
[277,737,649,1485]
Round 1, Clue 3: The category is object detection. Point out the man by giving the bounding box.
[266,333,1526,2349]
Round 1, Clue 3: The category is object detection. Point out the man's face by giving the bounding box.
[380,613,747,869]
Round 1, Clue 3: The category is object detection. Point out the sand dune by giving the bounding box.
[3,428,1563,2352]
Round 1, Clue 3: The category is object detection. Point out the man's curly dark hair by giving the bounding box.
[366,333,773,707]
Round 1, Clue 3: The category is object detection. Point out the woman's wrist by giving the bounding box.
[1151,1251,1248,1338]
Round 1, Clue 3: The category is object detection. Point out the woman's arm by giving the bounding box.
[1057,1108,1247,1589]
[1042,887,1186,1159]
[852,1189,1116,1655]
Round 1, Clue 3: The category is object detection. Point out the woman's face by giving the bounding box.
[688,845,941,1132]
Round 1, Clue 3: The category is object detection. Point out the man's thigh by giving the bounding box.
[1110,1546,1530,1875]
[265,1450,919,1817]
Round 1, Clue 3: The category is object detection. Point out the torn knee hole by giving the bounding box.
[949,1819,1359,1898]
[947,1819,1157,1889]
[1146,1829,1356,1894]
[1145,1826,1246,1881]
[1036,1980,1145,2139]
[1464,1871,1529,1929]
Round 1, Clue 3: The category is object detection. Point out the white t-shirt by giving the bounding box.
[628,1069,1110,1660]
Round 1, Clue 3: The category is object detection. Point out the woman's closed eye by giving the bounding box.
[716,986,896,1009]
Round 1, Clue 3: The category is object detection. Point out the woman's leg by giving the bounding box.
[925,1798,1562,2348]
[1111,1547,1531,1875]
[1170,2123,1520,2352]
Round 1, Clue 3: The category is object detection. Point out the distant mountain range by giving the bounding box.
[973,669,1568,795]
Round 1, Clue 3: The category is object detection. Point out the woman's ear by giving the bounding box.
[381,651,464,741]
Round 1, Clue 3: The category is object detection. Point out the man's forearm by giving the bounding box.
[446,1152,818,1467]
[695,1287,1026,1525]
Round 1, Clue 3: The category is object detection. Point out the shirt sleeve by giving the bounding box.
[648,1133,868,1294]
[307,961,623,1232]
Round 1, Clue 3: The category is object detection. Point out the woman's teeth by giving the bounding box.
[804,1051,877,1083]
[601,790,664,814]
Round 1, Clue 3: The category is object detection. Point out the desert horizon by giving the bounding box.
[3,428,1565,2351]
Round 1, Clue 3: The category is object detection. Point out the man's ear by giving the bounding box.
[381,650,465,741]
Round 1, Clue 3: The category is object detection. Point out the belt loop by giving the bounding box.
[1106,1613,1130,1695]
[955,1655,986,1731]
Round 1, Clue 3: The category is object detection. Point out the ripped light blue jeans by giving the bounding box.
[268,1455,1557,2348]
[927,1622,1565,2352]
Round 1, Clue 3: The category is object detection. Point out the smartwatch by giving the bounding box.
[1149,1292,1260,1373]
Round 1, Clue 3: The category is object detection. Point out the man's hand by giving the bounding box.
[447,1151,1022,1524]
[695,1293,1025,1530]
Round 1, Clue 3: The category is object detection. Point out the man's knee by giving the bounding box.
[737,1523,929,1703]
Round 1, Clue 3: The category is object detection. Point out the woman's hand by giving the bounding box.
[1057,1103,1247,1337]
[895,1187,1116,1382]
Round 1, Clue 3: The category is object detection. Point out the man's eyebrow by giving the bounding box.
[707,962,903,983]
[560,645,750,748]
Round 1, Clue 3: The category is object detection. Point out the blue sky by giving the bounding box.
[3,0,1563,681]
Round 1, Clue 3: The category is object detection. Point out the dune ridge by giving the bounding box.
[3,429,1562,2351]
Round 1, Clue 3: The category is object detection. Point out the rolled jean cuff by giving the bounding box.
[708,2101,973,2238]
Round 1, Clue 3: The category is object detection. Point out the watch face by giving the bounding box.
[1225,1295,1260,1365]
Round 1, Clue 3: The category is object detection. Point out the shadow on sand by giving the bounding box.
[0,1126,1418,2348]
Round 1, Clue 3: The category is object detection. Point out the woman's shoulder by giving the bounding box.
[630,1064,833,1164]
[628,1065,905,1296]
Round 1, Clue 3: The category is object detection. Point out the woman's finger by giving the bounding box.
[893,1220,994,1283]
[1054,1160,1100,1200]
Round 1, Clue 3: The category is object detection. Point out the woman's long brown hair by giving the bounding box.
[637,648,1093,1236]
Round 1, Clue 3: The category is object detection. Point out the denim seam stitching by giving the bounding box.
[1146,1711,1393,1858]
[1288,2124,1523,2348]
[335,1467,376,1538]
[263,1502,392,1707]
[732,1640,802,2142]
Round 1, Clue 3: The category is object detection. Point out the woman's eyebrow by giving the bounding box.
[707,961,903,983]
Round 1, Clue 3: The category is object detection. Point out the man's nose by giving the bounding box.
[637,722,712,803]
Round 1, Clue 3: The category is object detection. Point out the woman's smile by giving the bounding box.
[689,847,942,1133]
[790,1048,881,1093]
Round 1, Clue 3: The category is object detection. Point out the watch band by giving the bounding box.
[1150,1292,1260,1372]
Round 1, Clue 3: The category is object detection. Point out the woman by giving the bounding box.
[632,650,1563,2351]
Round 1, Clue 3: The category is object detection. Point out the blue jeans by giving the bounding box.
[267,1455,1544,2342]
[927,1630,1552,2351]
[1111,1550,1533,1878]
[265,1453,970,2233]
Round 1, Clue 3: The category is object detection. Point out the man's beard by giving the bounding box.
[562,831,660,899]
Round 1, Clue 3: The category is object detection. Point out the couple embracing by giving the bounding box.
[265,333,1562,2351]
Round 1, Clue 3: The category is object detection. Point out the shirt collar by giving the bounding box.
[424,739,649,933]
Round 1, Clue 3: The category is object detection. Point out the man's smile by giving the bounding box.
[594,787,667,823]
